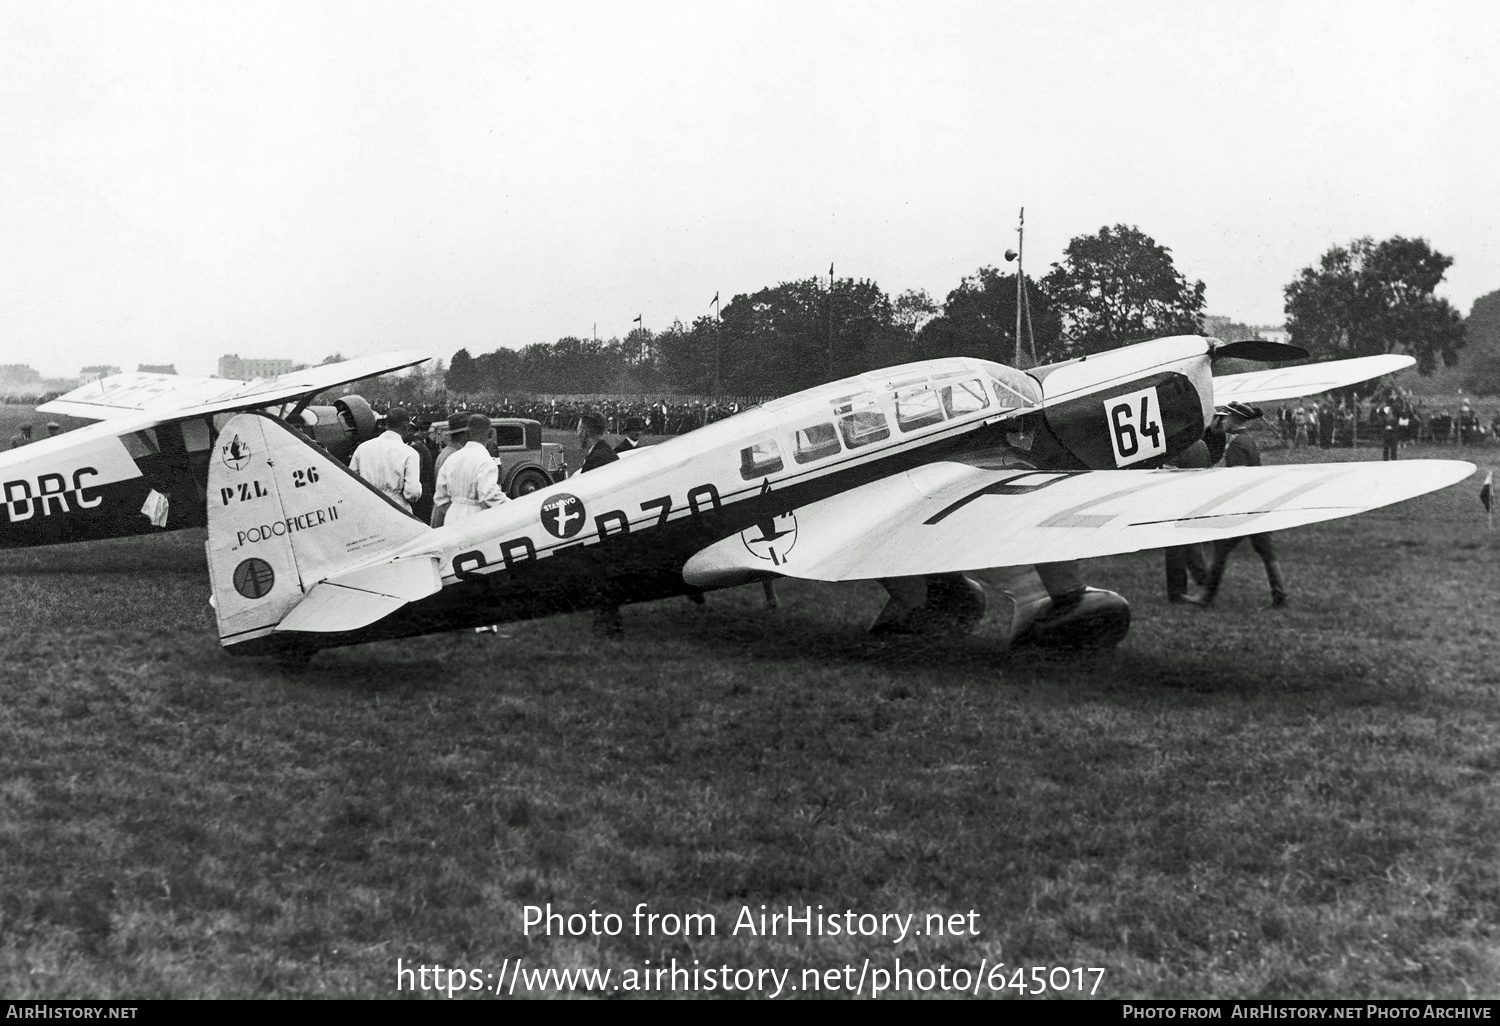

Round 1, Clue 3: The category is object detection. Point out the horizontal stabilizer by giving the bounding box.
[1213,354,1414,405]
[683,458,1474,586]
[1211,338,1308,363]
[276,556,442,633]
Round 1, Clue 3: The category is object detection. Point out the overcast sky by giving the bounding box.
[2,1,1495,379]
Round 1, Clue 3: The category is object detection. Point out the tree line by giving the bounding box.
[441,225,1468,398]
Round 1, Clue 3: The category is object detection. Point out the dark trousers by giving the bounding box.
[1204,533,1286,604]
[1164,544,1207,599]
[1383,432,1398,461]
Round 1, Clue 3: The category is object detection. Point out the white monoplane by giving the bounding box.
[198,336,1468,668]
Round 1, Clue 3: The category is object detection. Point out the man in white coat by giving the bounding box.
[349,407,422,514]
[433,413,507,525]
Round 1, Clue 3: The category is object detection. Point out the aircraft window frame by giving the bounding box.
[740,438,785,479]
[885,372,931,391]
[895,387,945,433]
[792,422,842,464]
[122,429,160,459]
[991,372,1042,410]
[941,379,991,418]
[839,409,891,449]
[180,418,213,453]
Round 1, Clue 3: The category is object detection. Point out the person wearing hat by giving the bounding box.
[575,411,625,636]
[432,412,505,528]
[614,417,645,454]
[404,417,436,524]
[46,422,61,437]
[1185,403,1288,608]
[9,423,32,449]
[431,412,480,527]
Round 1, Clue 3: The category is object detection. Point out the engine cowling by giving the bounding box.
[1026,335,1215,471]
[299,395,379,463]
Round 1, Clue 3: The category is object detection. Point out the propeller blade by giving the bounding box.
[1211,338,1308,363]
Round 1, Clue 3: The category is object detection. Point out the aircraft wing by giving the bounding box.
[37,373,250,419]
[1211,354,1414,405]
[37,350,429,421]
[682,458,1472,586]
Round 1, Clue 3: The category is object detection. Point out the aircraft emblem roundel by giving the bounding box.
[540,493,586,539]
[220,433,253,472]
[232,558,275,600]
[741,510,797,565]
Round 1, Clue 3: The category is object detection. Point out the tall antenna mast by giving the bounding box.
[1005,207,1037,367]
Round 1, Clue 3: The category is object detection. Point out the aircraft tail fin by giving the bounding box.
[206,412,432,651]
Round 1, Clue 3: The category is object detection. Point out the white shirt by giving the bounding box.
[349,430,422,512]
[434,441,506,524]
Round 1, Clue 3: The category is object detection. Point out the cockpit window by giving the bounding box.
[839,410,891,449]
[740,438,785,479]
[991,367,1043,410]
[121,429,160,459]
[942,379,991,417]
[896,388,945,432]
[792,422,841,464]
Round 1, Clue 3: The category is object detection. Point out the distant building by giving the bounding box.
[1203,317,1293,345]
[217,355,305,380]
[137,363,177,375]
[0,364,41,385]
[79,365,122,385]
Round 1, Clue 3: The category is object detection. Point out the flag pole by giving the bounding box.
[827,263,835,381]
[1015,208,1024,368]
[712,291,721,396]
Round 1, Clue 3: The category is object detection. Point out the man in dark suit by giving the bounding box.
[577,411,622,634]
[578,411,619,473]
[1186,403,1287,609]
[614,417,645,454]
[1163,436,1211,603]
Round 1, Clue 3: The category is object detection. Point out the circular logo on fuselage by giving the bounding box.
[741,510,797,565]
[220,433,253,472]
[232,557,275,599]
[540,493,587,539]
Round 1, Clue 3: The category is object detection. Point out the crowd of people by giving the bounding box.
[1272,392,1495,451]
[394,396,764,438]
[7,421,61,448]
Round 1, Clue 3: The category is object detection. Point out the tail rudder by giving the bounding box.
[207,413,429,650]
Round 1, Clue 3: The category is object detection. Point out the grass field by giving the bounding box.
[2,409,1499,999]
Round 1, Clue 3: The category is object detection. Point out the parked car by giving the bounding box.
[436,418,567,497]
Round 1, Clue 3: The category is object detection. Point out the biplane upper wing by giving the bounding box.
[1211,354,1414,406]
[36,350,430,421]
[36,373,250,419]
[682,458,1473,585]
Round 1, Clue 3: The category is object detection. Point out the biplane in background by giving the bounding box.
[0,352,428,548]
[198,336,1470,669]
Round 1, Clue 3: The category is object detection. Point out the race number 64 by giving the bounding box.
[1106,386,1165,467]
